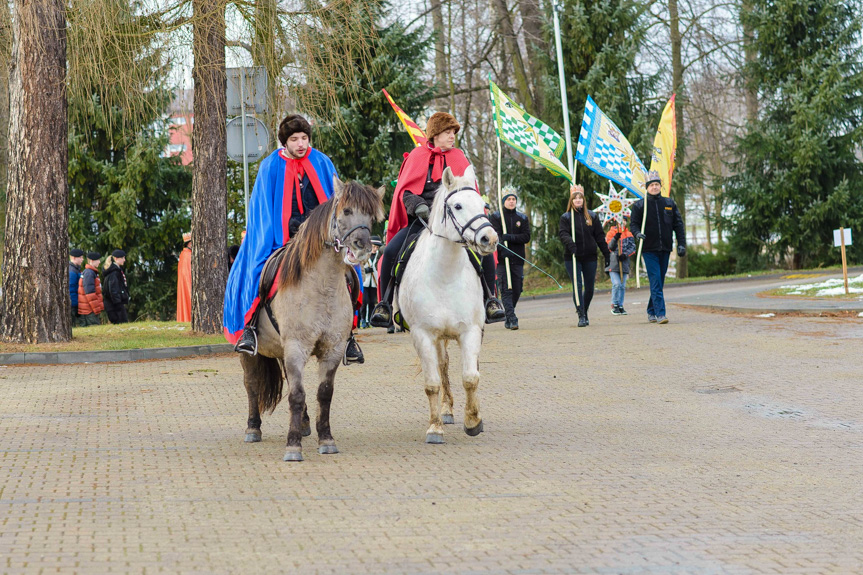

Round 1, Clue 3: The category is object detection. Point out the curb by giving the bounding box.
[675,303,863,316]
[0,343,234,366]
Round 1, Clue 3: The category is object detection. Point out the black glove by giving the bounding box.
[677,245,686,257]
[635,232,646,241]
[414,203,430,221]
[614,232,622,240]
[288,218,301,236]
[604,257,611,270]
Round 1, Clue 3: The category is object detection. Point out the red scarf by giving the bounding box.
[386,143,472,243]
[279,148,329,243]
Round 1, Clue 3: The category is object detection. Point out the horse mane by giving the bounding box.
[278,180,383,289]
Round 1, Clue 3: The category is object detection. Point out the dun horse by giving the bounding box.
[241,179,384,461]
[394,166,498,443]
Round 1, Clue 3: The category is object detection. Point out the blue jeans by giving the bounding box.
[642,251,670,317]
[609,271,628,306]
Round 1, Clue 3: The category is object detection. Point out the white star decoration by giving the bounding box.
[594,182,636,226]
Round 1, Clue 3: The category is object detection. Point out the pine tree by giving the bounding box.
[723,0,863,269]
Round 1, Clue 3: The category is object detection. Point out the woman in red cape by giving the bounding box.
[370,112,504,329]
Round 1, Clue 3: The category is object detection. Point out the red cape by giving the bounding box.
[386,144,472,243]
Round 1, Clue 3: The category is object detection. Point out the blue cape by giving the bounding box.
[223,147,337,342]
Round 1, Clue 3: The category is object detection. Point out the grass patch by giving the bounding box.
[1,321,227,353]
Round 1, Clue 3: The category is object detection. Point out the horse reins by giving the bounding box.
[418,186,494,246]
[324,201,371,253]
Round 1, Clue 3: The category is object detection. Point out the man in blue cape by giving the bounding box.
[223,114,363,362]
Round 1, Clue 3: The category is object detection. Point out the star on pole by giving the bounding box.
[594,181,636,226]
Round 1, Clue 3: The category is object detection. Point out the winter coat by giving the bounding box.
[402,164,444,217]
[629,194,686,253]
[102,263,130,312]
[604,227,636,275]
[69,263,81,307]
[558,209,610,263]
[489,207,530,266]
[363,251,380,289]
[78,265,104,316]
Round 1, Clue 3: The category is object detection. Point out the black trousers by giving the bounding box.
[360,284,378,325]
[564,258,597,312]
[106,306,129,324]
[496,262,523,319]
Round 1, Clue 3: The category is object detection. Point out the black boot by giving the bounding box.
[485,297,506,323]
[576,307,586,328]
[234,325,258,355]
[344,333,364,365]
[509,315,519,330]
[369,301,392,328]
[584,309,590,326]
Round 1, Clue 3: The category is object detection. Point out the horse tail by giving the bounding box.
[257,356,285,414]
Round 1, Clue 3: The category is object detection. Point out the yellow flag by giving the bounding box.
[649,95,677,197]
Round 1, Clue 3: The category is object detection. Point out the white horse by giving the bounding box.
[394,166,499,443]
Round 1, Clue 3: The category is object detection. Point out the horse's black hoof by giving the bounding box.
[441,414,455,424]
[464,421,484,436]
[425,432,444,444]
[283,450,303,462]
[244,432,262,443]
[318,444,339,455]
[301,423,312,437]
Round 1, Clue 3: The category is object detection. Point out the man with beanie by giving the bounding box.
[224,113,365,363]
[69,248,84,323]
[77,252,104,326]
[489,189,530,329]
[629,170,686,324]
[103,249,130,324]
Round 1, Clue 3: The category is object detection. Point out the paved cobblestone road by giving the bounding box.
[2,294,862,574]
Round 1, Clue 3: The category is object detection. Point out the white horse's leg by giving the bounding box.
[413,330,444,443]
[282,342,310,461]
[437,340,454,425]
[459,326,484,436]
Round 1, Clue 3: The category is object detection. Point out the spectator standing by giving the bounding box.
[228,245,240,270]
[629,170,686,324]
[490,189,531,330]
[177,232,192,322]
[604,221,636,315]
[102,249,130,324]
[77,252,104,326]
[558,185,610,327]
[69,248,84,323]
[360,236,383,328]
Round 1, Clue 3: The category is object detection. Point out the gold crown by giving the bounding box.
[182,232,192,242]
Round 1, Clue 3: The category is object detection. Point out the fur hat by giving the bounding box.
[278,114,312,146]
[70,248,84,258]
[112,249,126,258]
[425,112,460,143]
[87,251,101,261]
[645,170,663,186]
[182,232,192,243]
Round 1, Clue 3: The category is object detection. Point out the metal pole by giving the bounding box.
[239,67,250,227]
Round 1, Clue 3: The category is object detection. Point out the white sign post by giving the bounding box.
[833,228,853,295]
[226,67,269,226]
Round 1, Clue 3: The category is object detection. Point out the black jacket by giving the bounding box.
[102,264,129,311]
[403,164,442,217]
[629,194,686,253]
[489,208,530,265]
[288,174,323,234]
[558,209,610,262]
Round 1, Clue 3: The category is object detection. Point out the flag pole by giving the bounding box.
[497,138,512,290]
[552,0,580,307]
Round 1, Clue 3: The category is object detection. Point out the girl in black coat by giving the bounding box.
[558,185,610,327]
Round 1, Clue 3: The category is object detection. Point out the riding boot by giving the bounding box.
[370,301,392,328]
[576,307,587,328]
[234,307,261,355]
[344,333,364,365]
[485,297,506,323]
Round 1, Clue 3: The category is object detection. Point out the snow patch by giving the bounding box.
[755,313,775,318]
[780,273,863,298]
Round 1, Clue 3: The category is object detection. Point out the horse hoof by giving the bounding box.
[441,414,455,425]
[425,433,444,444]
[283,450,304,462]
[318,444,339,455]
[464,421,484,436]
[244,432,262,443]
[301,424,312,437]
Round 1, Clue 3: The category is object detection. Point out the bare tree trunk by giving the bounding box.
[518,0,546,116]
[191,0,228,333]
[252,0,278,146]
[430,0,448,109]
[491,0,536,114]
[0,0,69,343]
[1,0,12,268]
[741,0,758,123]
[669,0,687,278]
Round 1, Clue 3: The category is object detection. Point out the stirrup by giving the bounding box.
[369,302,392,328]
[234,326,258,356]
[343,334,364,365]
[485,298,506,323]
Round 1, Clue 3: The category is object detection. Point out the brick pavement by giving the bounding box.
[1,295,862,574]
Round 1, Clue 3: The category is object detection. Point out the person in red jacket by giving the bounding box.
[77,252,104,326]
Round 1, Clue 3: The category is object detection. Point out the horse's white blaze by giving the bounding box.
[396,166,491,440]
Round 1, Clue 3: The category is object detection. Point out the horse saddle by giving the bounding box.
[260,245,361,309]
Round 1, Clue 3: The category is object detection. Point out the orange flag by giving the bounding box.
[649,95,677,197]
[382,89,428,147]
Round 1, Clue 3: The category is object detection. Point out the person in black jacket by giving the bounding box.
[490,189,531,330]
[558,185,610,327]
[102,249,130,324]
[629,170,686,324]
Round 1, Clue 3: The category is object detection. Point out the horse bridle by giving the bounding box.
[434,186,494,245]
[325,203,370,253]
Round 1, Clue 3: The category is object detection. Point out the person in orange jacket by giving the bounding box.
[176,233,192,322]
[604,220,636,315]
[77,252,104,326]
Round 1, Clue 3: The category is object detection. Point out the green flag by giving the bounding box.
[489,79,572,182]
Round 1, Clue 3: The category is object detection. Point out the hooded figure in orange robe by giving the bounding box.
[176,233,192,322]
